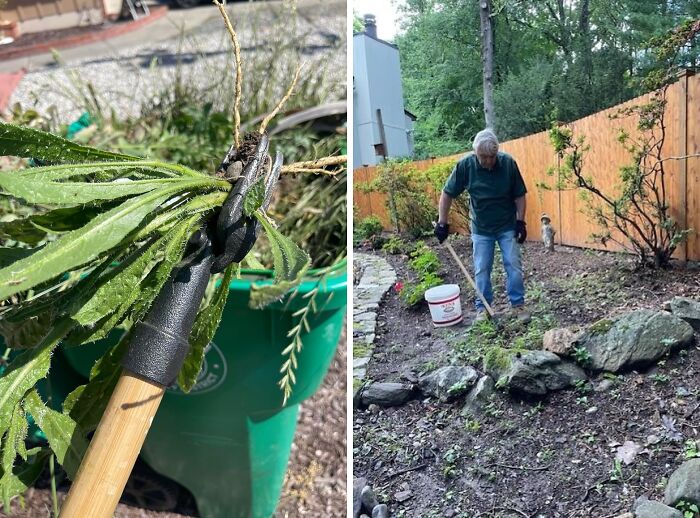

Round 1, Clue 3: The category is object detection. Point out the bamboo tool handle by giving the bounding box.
[59,370,165,518]
[444,242,496,318]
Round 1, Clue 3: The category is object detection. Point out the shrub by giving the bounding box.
[354,215,383,242]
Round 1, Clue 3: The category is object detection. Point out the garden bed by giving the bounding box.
[354,235,700,517]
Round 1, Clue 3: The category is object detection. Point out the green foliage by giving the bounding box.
[684,439,700,459]
[354,215,383,242]
[408,246,440,275]
[543,21,699,270]
[417,161,470,229]
[365,159,434,238]
[399,272,443,307]
[0,121,310,502]
[573,346,593,367]
[397,0,699,152]
[676,500,700,518]
[381,235,408,255]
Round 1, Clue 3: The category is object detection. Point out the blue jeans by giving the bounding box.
[471,230,525,310]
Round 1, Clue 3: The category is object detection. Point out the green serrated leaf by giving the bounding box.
[15,161,186,182]
[0,449,50,511]
[0,173,178,205]
[0,319,73,439]
[0,181,212,302]
[0,122,139,163]
[74,234,168,326]
[23,390,87,480]
[178,264,236,392]
[243,177,266,217]
[1,402,28,486]
[126,215,201,326]
[254,211,310,282]
[63,332,129,433]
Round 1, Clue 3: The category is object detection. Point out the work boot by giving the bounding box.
[510,305,531,324]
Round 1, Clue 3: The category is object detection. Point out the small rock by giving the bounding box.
[664,458,700,506]
[462,375,496,415]
[394,490,412,503]
[360,515,370,518]
[361,486,379,512]
[361,382,415,408]
[615,441,644,465]
[676,386,690,397]
[613,513,633,518]
[418,366,479,401]
[542,327,579,356]
[586,406,598,414]
[372,504,389,518]
[646,434,661,445]
[594,379,616,392]
[444,510,456,518]
[368,404,380,415]
[634,496,683,518]
[353,478,368,518]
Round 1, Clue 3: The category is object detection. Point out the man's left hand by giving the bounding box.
[515,220,527,244]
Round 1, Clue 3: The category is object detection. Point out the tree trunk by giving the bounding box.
[479,0,496,129]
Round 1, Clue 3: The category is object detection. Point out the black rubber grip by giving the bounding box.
[122,235,215,386]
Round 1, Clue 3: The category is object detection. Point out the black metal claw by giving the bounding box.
[210,134,282,273]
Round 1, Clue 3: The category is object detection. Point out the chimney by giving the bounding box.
[363,14,377,39]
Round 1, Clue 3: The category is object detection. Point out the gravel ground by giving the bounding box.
[9,1,346,124]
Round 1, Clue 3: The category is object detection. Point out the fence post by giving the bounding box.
[679,70,690,263]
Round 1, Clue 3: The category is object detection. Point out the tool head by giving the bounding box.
[211,132,282,273]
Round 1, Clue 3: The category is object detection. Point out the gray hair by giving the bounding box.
[473,129,499,155]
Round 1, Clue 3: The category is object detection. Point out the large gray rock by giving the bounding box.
[353,478,367,518]
[502,351,586,396]
[664,458,700,507]
[361,382,414,407]
[667,297,700,332]
[418,366,479,401]
[462,375,496,415]
[578,310,694,372]
[633,496,682,518]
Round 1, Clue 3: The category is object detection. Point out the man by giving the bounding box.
[434,128,528,321]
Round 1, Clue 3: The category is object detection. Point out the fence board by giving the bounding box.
[354,73,700,262]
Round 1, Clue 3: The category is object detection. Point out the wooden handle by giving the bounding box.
[445,242,496,318]
[60,370,165,518]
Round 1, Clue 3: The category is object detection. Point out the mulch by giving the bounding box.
[354,236,700,517]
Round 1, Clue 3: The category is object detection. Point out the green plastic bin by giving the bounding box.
[58,267,347,518]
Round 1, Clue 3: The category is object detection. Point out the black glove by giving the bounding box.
[434,222,449,243]
[515,220,527,244]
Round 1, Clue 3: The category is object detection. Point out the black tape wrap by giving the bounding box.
[122,232,215,386]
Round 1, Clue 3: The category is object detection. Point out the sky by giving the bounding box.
[353,0,404,42]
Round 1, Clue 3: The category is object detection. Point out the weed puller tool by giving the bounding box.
[443,241,496,320]
[60,134,282,518]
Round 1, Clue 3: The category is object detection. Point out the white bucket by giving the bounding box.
[424,284,463,327]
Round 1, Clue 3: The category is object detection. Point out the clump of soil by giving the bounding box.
[354,236,700,517]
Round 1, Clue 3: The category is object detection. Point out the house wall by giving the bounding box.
[353,33,412,167]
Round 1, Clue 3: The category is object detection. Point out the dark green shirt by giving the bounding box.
[443,152,527,236]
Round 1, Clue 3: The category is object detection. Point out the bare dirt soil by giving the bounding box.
[354,236,700,518]
[1,330,346,518]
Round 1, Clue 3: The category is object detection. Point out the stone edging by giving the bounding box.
[353,253,396,381]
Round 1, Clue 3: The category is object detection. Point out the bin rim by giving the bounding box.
[224,258,347,295]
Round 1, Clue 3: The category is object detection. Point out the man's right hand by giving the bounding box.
[434,222,449,243]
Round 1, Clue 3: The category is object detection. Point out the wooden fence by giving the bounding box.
[354,71,700,261]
